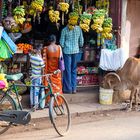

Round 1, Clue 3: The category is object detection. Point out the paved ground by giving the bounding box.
[30,102,125,119]
[1,110,140,140]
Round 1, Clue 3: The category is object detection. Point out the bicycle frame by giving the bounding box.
[0,71,71,136]
[10,77,55,111]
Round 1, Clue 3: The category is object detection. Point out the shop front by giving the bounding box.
[0,0,122,98]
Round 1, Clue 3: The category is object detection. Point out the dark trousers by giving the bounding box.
[63,53,78,93]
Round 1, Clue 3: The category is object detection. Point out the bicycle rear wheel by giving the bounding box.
[0,91,16,135]
[49,93,71,136]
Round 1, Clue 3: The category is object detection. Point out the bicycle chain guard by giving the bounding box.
[0,110,31,125]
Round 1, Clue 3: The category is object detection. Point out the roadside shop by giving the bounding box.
[0,0,121,95]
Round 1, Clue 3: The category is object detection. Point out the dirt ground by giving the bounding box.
[2,109,140,136]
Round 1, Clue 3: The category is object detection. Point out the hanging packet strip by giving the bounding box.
[0,26,3,39]
[2,30,17,53]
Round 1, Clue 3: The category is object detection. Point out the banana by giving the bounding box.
[49,9,60,23]
[59,2,69,13]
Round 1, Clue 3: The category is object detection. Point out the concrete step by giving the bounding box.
[21,86,99,108]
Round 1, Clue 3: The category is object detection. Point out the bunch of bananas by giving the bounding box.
[80,12,92,32]
[73,3,83,15]
[68,24,75,30]
[102,17,113,39]
[59,2,69,13]
[91,9,105,33]
[79,23,89,32]
[49,10,60,23]
[30,0,44,12]
[13,6,26,25]
[11,25,20,33]
[68,12,79,26]
[96,0,109,10]
[30,0,44,23]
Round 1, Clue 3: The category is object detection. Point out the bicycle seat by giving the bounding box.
[6,73,23,81]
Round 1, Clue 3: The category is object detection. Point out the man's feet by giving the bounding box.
[72,90,76,94]
[63,91,72,94]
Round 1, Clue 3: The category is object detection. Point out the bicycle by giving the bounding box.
[0,70,71,136]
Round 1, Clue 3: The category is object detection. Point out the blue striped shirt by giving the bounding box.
[30,55,45,76]
[60,26,84,54]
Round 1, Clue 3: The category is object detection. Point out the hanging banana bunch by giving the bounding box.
[30,0,44,23]
[49,9,60,23]
[58,2,69,25]
[13,5,26,25]
[79,12,92,32]
[91,9,105,33]
[96,0,110,15]
[102,17,113,39]
[68,12,79,30]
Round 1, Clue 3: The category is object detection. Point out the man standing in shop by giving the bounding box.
[60,25,84,94]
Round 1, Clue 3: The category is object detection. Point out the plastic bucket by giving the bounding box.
[99,88,113,105]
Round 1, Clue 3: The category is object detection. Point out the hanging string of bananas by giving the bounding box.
[91,9,105,33]
[48,9,60,23]
[13,5,26,25]
[102,17,113,39]
[59,2,69,25]
[29,0,44,22]
[80,12,92,32]
[68,12,79,30]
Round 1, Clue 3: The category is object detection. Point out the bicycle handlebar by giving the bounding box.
[30,69,61,79]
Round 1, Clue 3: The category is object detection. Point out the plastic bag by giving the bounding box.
[59,57,65,71]
[2,30,17,53]
[0,80,6,89]
[8,33,22,42]
[0,39,12,59]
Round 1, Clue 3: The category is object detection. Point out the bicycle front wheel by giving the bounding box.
[0,91,16,135]
[49,93,71,136]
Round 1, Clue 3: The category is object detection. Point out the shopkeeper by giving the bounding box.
[60,25,84,94]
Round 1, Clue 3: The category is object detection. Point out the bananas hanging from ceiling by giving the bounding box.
[102,17,113,39]
[13,6,26,25]
[49,9,60,23]
[30,0,44,22]
[59,2,69,13]
[80,12,92,32]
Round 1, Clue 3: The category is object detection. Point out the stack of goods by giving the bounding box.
[86,7,96,15]
[77,75,98,86]
[68,12,79,30]
[79,12,92,32]
[77,66,98,75]
[91,9,105,33]
[77,66,88,75]
[17,43,33,54]
[102,18,113,39]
